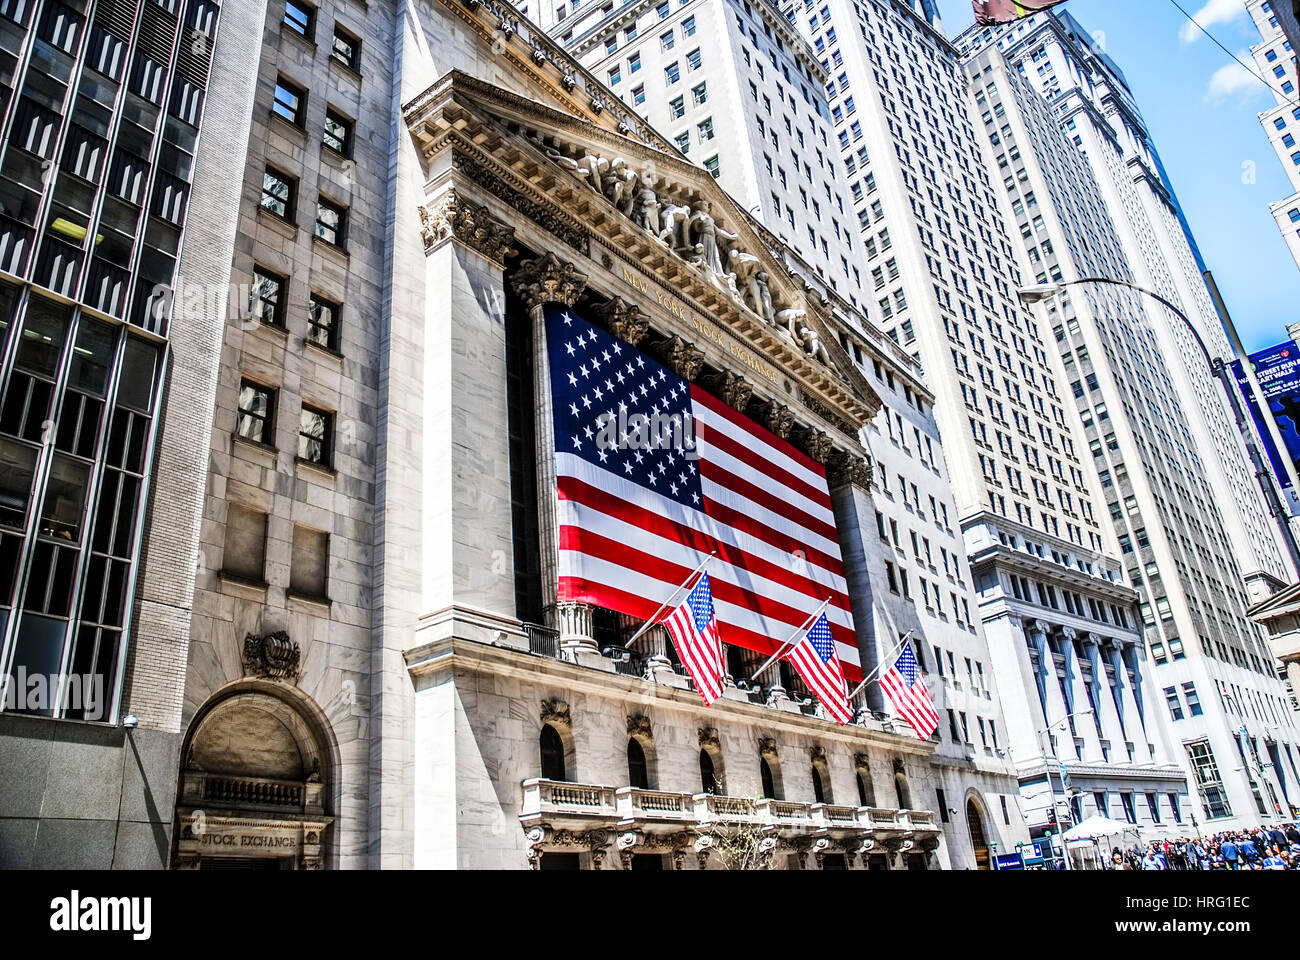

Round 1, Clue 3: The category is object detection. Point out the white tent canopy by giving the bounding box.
[1062,814,1138,841]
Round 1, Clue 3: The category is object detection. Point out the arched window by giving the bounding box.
[894,770,912,809]
[760,758,776,799]
[699,749,717,794]
[540,724,566,781]
[627,738,649,789]
[856,770,875,807]
[812,766,826,804]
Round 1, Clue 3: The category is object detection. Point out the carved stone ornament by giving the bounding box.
[698,726,720,749]
[651,335,706,382]
[704,370,753,412]
[626,714,653,739]
[853,752,871,772]
[796,428,834,465]
[826,449,873,491]
[420,190,517,266]
[511,252,588,308]
[241,630,300,682]
[809,744,827,765]
[540,698,571,727]
[592,296,649,347]
[761,400,795,440]
[757,736,778,758]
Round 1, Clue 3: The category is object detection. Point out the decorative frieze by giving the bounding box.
[698,726,720,750]
[511,252,588,308]
[420,190,518,267]
[453,152,590,256]
[793,426,834,464]
[757,736,778,759]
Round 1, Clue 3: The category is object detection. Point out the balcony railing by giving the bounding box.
[522,778,939,841]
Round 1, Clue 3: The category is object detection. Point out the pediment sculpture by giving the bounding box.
[529,134,832,366]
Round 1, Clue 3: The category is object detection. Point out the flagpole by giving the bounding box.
[845,630,914,703]
[623,552,716,649]
[748,598,831,683]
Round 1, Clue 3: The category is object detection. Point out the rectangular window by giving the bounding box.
[683,14,696,35]
[249,268,286,327]
[697,117,714,141]
[290,525,329,599]
[665,61,680,84]
[272,76,306,126]
[1182,682,1203,717]
[669,96,685,119]
[299,404,333,466]
[1185,740,1232,819]
[236,379,276,445]
[628,51,641,73]
[686,48,702,70]
[631,84,645,106]
[703,155,719,178]
[315,197,347,248]
[261,167,296,220]
[1145,792,1161,824]
[283,1,314,39]
[323,109,353,155]
[660,29,674,51]
[307,293,340,351]
[223,504,267,583]
[1163,686,1182,720]
[692,82,707,106]
[330,22,356,66]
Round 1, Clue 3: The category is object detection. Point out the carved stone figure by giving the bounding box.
[775,307,807,339]
[659,202,694,252]
[798,319,831,364]
[689,201,739,277]
[728,248,765,315]
[634,175,660,235]
[755,271,775,324]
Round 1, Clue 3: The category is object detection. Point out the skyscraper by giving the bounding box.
[958,8,1300,827]
[1248,0,1300,278]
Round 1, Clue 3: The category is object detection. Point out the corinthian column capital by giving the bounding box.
[511,251,588,308]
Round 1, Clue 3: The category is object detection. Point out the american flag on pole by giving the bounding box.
[880,643,940,740]
[658,572,726,705]
[545,305,861,683]
[784,612,853,724]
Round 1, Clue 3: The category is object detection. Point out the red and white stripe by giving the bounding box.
[786,640,853,724]
[880,666,940,740]
[660,587,726,705]
[557,385,861,681]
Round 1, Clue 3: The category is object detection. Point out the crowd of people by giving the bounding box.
[1106,823,1300,870]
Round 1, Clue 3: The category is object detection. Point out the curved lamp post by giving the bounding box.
[1018,277,1300,576]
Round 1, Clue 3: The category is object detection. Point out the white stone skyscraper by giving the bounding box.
[1248,0,1300,276]
[773,0,1193,851]
[956,10,1300,828]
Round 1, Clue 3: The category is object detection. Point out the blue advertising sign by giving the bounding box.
[994,853,1025,871]
[1232,344,1300,513]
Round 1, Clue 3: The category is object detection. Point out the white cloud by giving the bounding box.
[1180,0,1250,43]
[1204,56,1262,101]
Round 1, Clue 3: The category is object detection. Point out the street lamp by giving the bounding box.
[1018,277,1300,575]
[1035,707,1093,871]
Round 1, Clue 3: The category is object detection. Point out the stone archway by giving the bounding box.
[173,686,335,869]
[966,797,991,871]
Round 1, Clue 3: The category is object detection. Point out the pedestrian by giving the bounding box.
[1239,833,1259,866]
[1221,835,1240,870]
[1268,825,1287,852]
[1141,847,1167,870]
[1286,823,1300,849]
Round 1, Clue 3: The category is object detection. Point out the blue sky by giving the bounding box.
[933,0,1300,353]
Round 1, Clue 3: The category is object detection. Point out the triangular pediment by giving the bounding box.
[405,69,882,434]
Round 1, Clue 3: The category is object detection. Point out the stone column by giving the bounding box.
[1029,620,1078,762]
[1084,632,1127,760]
[1056,627,1102,763]
[510,252,591,656]
[826,451,882,712]
[1106,639,1155,765]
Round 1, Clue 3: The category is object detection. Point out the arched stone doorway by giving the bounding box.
[173,686,335,869]
[966,798,991,871]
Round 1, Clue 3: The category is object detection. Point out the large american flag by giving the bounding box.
[785,612,853,724]
[880,643,940,740]
[659,572,726,705]
[546,305,861,681]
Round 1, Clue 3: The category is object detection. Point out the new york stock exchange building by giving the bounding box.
[0,0,1026,870]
